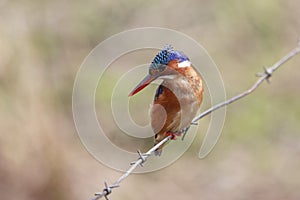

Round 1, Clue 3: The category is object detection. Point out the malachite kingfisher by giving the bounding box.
[129,45,204,155]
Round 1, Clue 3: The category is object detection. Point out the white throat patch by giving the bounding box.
[178,60,191,68]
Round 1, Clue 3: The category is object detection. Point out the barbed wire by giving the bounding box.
[192,41,300,123]
[92,136,172,200]
[93,40,300,200]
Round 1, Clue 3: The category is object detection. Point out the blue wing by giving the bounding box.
[154,84,164,101]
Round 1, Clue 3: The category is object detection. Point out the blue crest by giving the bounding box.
[149,45,190,74]
[152,45,190,65]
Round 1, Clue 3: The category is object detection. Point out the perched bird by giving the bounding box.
[129,46,204,155]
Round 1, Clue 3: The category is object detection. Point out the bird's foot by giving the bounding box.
[166,131,178,140]
[154,148,162,156]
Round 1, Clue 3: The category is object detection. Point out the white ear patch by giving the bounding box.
[178,60,191,68]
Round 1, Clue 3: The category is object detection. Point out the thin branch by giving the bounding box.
[93,41,300,200]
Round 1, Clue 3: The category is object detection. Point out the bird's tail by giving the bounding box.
[153,132,167,156]
[154,144,164,156]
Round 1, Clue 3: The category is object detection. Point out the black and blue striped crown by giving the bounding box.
[149,45,190,74]
[152,45,189,65]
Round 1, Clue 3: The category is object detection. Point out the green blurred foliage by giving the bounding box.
[0,0,300,200]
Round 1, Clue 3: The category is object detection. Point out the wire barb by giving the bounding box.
[93,182,119,200]
[130,150,150,167]
[256,66,273,83]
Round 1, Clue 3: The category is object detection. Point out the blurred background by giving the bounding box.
[1,0,300,199]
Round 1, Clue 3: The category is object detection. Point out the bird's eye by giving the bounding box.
[157,64,166,72]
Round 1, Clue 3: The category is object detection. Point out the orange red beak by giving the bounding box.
[128,74,157,96]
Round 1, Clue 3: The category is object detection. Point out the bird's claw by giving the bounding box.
[166,127,191,141]
[166,131,178,140]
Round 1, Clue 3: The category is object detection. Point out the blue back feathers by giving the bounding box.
[154,84,164,100]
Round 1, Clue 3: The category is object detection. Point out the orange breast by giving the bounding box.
[150,85,181,135]
[150,61,204,149]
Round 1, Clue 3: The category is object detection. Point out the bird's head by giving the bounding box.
[129,45,190,96]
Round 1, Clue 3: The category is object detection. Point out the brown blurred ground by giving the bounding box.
[0,0,300,200]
